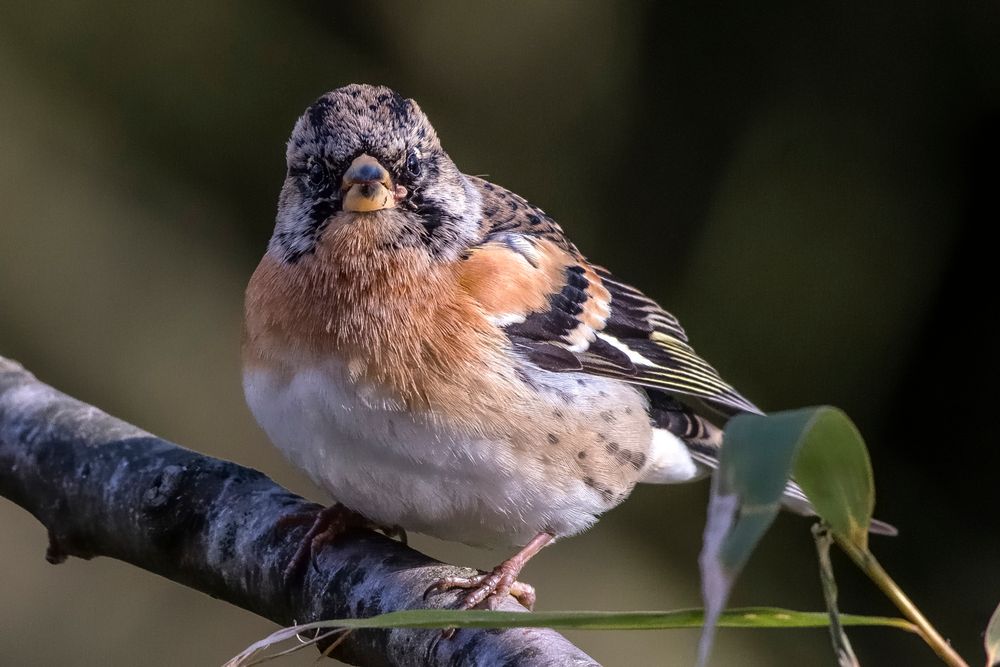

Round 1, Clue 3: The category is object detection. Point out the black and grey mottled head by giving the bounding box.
[271,84,482,262]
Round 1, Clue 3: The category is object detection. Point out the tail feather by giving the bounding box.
[646,392,897,536]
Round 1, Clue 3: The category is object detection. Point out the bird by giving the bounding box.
[242,83,893,611]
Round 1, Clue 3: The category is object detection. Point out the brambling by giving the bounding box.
[242,84,891,610]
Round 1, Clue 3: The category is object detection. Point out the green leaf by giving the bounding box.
[791,407,874,549]
[987,602,1000,667]
[698,407,881,665]
[698,409,819,665]
[225,607,916,666]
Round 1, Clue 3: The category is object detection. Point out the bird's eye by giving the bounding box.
[405,149,421,177]
[305,157,328,187]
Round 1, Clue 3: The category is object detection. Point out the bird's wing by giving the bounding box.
[460,181,761,415]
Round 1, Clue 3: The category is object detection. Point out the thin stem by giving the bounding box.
[813,525,860,667]
[834,534,968,667]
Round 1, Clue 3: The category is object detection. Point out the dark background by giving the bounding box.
[1,2,997,665]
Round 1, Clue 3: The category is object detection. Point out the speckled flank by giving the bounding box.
[244,343,656,547]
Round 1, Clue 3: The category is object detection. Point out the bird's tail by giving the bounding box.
[645,393,898,536]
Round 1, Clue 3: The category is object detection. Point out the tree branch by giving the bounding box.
[0,356,598,666]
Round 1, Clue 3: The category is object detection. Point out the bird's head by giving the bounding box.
[272,84,482,262]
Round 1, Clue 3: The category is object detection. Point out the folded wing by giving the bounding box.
[459,231,761,416]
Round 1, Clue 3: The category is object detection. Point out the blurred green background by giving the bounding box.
[1,2,997,665]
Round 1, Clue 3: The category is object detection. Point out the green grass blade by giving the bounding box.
[281,607,915,631]
[225,607,917,666]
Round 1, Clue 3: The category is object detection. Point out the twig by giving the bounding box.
[812,524,860,667]
[833,533,967,667]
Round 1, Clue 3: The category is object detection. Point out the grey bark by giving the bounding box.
[0,356,598,667]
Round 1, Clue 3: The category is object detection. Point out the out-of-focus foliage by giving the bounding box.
[1,2,997,665]
[986,603,1000,667]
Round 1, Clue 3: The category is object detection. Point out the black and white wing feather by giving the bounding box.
[465,176,761,415]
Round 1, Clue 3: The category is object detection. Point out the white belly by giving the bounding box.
[243,360,609,547]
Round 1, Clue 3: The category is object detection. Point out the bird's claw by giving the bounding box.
[278,506,408,583]
[277,504,365,582]
[425,564,537,610]
[424,565,536,639]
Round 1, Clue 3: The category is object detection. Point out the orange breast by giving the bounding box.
[242,212,521,426]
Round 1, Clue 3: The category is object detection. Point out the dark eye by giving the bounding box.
[405,149,422,177]
[305,157,328,187]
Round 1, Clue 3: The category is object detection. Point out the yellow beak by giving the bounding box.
[341,154,397,213]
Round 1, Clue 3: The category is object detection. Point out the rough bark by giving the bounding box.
[0,356,598,666]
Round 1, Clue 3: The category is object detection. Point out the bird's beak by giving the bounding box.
[341,154,400,213]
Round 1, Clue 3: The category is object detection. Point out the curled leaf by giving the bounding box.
[698,406,882,665]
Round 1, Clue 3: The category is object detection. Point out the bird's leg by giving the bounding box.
[277,504,405,581]
[426,532,554,610]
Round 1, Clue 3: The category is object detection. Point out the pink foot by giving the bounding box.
[426,564,538,610]
[425,532,553,612]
